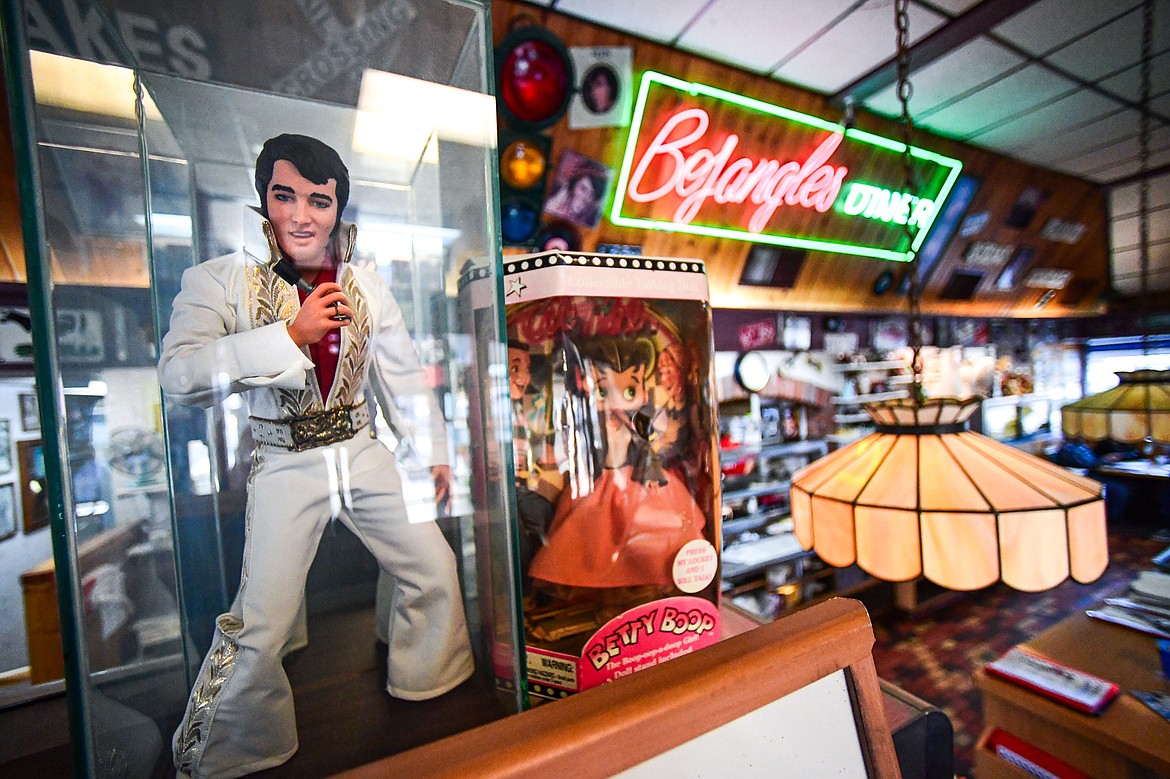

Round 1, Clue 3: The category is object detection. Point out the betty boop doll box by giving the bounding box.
[496,251,722,704]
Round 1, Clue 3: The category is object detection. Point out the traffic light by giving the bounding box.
[495,26,574,131]
[498,129,551,246]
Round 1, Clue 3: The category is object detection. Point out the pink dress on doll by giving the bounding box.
[528,464,706,588]
[529,372,706,590]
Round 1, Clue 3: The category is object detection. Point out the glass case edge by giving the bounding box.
[0,2,95,775]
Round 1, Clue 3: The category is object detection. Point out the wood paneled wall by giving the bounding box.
[492,1,1110,319]
[0,86,28,284]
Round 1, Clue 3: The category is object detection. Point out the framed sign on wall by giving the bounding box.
[18,439,49,533]
[0,483,15,541]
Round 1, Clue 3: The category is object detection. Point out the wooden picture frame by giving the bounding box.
[19,392,40,433]
[0,482,15,541]
[337,598,898,779]
[17,439,49,533]
[0,419,10,474]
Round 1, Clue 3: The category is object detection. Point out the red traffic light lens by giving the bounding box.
[499,37,571,126]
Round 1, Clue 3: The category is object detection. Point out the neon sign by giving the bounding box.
[840,184,935,227]
[611,72,963,262]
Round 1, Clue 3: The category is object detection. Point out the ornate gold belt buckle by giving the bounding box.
[289,406,354,451]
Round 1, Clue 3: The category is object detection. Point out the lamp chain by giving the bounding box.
[1139,0,1152,357]
[894,0,923,401]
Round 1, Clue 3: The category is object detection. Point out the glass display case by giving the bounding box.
[3,0,519,776]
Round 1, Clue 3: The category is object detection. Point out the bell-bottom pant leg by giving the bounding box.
[337,436,475,699]
[173,446,332,779]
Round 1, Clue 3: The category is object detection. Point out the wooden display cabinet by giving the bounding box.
[20,520,145,684]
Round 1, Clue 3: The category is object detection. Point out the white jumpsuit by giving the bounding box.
[159,209,474,779]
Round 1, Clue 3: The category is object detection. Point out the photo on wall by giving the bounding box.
[0,308,34,364]
[0,483,15,541]
[568,46,632,130]
[543,150,613,229]
[18,439,49,533]
[0,419,10,474]
[19,393,39,432]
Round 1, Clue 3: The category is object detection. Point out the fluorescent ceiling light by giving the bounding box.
[353,69,497,166]
[30,50,162,121]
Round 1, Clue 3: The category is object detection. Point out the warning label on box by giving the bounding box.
[527,648,578,690]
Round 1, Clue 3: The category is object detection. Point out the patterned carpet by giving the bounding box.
[870,530,1167,779]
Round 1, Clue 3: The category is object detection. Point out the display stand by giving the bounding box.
[336,597,899,778]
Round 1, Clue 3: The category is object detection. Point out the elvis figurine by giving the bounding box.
[160,134,473,778]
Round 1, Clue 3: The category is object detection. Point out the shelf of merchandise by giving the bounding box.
[721,530,808,580]
[829,357,911,448]
[831,390,908,405]
[719,437,859,619]
[723,565,834,597]
[722,505,792,538]
[887,372,942,385]
[722,480,792,504]
[717,418,905,621]
[719,438,830,466]
[831,360,908,373]
[826,429,870,447]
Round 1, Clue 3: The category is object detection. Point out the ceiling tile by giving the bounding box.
[1152,91,1170,118]
[916,65,1078,138]
[1017,108,1139,162]
[775,0,946,93]
[864,38,1024,118]
[554,0,711,44]
[919,0,982,15]
[1111,173,1170,216]
[1096,51,1170,102]
[1073,143,1170,181]
[1040,124,1170,174]
[677,0,859,74]
[992,0,1139,57]
[967,90,1123,152]
[1045,4,1170,83]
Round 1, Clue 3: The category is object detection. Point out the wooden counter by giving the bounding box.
[19,521,144,684]
[976,611,1170,778]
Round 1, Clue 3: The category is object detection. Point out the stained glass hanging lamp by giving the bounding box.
[789,0,1108,592]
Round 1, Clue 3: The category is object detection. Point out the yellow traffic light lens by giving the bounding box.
[501,138,547,190]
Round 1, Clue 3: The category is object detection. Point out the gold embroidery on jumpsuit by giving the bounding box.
[173,614,243,774]
[248,263,312,418]
[328,267,371,408]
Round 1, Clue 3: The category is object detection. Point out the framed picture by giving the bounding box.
[568,46,633,129]
[18,439,49,533]
[542,150,613,229]
[0,307,34,365]
[0,483,15,541]
[0,419,10,474]
[19,393,40,432]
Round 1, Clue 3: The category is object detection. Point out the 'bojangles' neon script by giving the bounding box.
[610,72,964,262]
[626,108,848,232]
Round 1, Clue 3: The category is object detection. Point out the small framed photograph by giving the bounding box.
[18,439,49,533]
[0,419,10,474]
[19,393,40,432]
[543,150,614,229]
[0,483,16,541]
